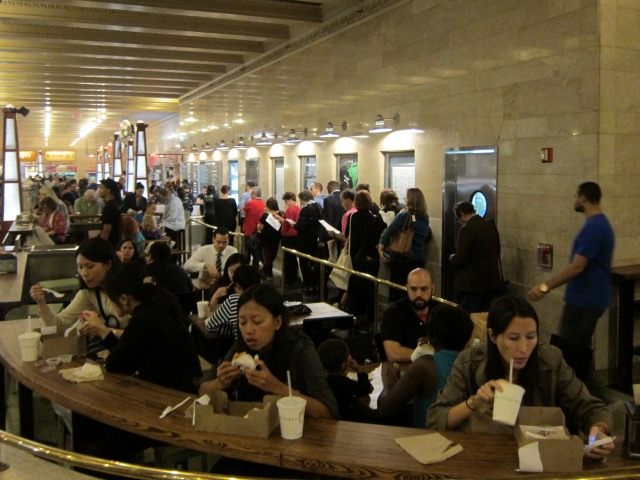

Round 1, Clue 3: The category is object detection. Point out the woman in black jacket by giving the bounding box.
[294,190,322,294]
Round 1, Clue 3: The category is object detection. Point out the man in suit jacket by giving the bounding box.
[323,181,345,231]
[449,201,502,312]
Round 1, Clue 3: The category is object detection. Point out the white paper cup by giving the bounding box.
[18,331,42,362]
[492,381,525,426]
[196,301,209,318]
[277,396,306,439]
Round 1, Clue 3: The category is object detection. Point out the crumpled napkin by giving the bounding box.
[59,362,104,383]
[395,432,463,464]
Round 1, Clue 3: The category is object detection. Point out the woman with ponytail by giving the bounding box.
[79,261,201,393]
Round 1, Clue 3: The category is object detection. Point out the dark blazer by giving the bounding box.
[450,215,502,292]
[323,190,345,231]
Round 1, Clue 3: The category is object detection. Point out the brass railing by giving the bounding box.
[281,246,455,332]
[0,429,261,480]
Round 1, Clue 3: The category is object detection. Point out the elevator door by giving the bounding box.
[441,147,498,302]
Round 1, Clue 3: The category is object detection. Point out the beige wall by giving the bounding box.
[146,0,640,369]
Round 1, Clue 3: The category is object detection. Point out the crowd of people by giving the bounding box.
[23,175,616,467]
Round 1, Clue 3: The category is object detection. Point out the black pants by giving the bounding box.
[281,236,299,282]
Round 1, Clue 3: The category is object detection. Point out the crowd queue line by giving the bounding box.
[6,175,619,474]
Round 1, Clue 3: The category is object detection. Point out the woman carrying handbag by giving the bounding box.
[378,188,430,302]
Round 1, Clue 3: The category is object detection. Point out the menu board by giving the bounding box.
[180,161,200,194]
[203,161,221,192]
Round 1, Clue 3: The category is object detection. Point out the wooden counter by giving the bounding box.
[1,318,639,479]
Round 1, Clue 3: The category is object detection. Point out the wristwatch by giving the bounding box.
[539,283,550,294]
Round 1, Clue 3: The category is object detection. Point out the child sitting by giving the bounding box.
[317,338,376,423]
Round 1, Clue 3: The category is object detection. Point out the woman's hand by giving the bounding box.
[584,424,615,460]
[29,284,47,304]
[78,310,110,338]
[244,359,288,396]
[467,379,505,410]
[210,286,228,306]
[378,245,391,264]
[216,361,243,390]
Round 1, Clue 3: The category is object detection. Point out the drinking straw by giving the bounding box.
[509,358,514,383]
[27,315,31,333]
[287,370,293,397]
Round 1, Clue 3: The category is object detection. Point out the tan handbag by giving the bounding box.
[385,213,414,256]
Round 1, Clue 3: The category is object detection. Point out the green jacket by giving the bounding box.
[427,343,612,435]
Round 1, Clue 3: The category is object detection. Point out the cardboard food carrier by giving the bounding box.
[515,407,584,473]
[38,326,87,359]
[188,391,280,438]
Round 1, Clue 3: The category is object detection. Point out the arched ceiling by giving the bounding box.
[0,0,364,150]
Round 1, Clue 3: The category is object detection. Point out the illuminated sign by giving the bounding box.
[471,191,488,218]
[44,151,76,163]
[19,151,37,162]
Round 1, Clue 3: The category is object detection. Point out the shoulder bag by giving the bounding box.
[385,212,414,256]
[329,215,353,290]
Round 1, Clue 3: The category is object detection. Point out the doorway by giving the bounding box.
[441,147,498,301]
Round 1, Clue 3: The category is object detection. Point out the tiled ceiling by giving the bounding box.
[0,0,362,150]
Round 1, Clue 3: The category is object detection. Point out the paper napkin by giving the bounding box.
[395,432,463,465]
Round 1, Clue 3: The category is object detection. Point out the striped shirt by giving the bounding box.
[205,293,239,338]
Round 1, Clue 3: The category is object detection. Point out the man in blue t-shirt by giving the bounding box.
[528,181,615,384]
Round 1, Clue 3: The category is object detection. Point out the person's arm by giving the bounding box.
[205,296,237,336]
[183,245,208,273]
[100,223,112,240]
[245,358,334,419]
[379,211,405,247]
[444,379,503,430]
[382,340,414,363]
[377,356,436,419]
[198,361,243,396]
[528,254,589,301]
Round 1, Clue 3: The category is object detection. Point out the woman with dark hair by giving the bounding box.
[29,237,128,331]
[205,265,262,338]
[377,304,473,427]
[280,191,300,284]
[256,197,283,280]
[378,187,430,302]
[379,188,401,226]
[427,295,614,460]
[343,191,385,323]
[79,261,201,393]
[208,252,244,306]
[199,284,338,419]
[295,190,322,294]
[214,185,238,246]
[121,182,147,214]
[115,238,141,263]
[38,196,68,244]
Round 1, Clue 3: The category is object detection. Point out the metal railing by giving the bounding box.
[281,246,455,333]
[181,219,454,333]
[0,429,260,480]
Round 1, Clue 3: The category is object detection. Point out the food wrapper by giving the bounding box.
[59,362,104,383]
[395,432,463,465]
